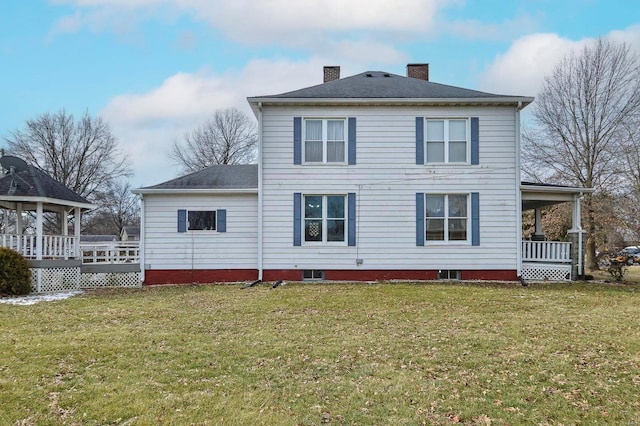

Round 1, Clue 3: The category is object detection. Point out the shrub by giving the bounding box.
[0,247,32,295]
[598,255,628,282]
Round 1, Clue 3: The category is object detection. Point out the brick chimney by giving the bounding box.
[324,66,340,83]
[407,63,429,81]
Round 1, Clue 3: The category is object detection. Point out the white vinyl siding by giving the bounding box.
[142,194,257,270]
[261,105,519,271]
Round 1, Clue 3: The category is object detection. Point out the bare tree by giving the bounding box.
[4,109,131,200]
[85,179,140,235]
[170,108,257,173]
[522,39,640,269]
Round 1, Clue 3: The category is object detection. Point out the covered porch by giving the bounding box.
[520,182,593,281]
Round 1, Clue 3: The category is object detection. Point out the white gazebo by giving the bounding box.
[0,156,95,292]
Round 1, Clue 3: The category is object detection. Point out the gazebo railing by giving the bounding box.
[0,234,79,259]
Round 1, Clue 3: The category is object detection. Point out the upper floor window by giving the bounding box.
[304,119,346,163]
[426,119,468,163]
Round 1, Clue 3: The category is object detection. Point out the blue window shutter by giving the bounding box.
[416,193,425,246]
[416,117,424,165]
[293,193,302,246]
[293,117,302,165]
[348,117,356,165]
[217,209,226,233]
[348,192,356,246]
[471,117,479,165]
[471,192,480,246]
[177,209,187,233]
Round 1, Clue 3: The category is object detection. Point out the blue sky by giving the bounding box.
[1,0,639,186]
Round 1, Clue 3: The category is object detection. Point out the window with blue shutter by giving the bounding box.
[415,118,424,165]
[293,117,302,165]
[217,209,227,233]
[177,209,187,233]
[348,117,356,165]
[471,117,479,165]
[177,209,226,232]
[416,193,425,246]
[293,193,302,246]
[471,192,480,246]
[348,192,356,246]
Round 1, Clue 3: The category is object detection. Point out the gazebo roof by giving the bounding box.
[0,161,94,211]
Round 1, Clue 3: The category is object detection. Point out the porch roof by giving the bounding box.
[521,182,594,210]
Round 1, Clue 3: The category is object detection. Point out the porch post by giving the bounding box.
[532,208,545,241]
[62,209,68,259]
[35,202,43,260]
[74,207,81,258]
[16,203,23,253]
[567,194,586,279]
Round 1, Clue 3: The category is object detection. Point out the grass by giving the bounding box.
[1,281,640,425]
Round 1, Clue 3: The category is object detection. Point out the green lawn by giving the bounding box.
[1,281,640,425]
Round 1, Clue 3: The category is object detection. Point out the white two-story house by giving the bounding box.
[134,64,589,284]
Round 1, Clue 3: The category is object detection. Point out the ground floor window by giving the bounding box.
[304,195,346,243]
[426,194,468,242]
[188,210,216,231]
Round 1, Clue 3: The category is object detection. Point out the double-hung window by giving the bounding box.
[304,195,346,243]
[425,194,468,242]
[426,119,468,163]
[304,119,346,163]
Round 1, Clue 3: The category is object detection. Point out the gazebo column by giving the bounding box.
[567,194,586,279]
[62,209,68,259]
[35,202,43,260]
[16,203,23,253]
[532,208,545,241]
[74,207,81,258]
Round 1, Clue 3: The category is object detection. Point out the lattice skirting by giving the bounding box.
[80,272,141,289]
[521,263,572,281]
[30,267,81,293]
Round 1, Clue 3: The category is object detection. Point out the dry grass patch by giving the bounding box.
[1,281,640,425]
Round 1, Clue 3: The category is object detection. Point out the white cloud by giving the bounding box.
[478,33,590,97]
[102,58,351,186]
[49,0,452,45]
[478,25,640,98]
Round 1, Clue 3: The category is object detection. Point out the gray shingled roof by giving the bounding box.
[0,164,91,206]
[254,71,526,100]
[142,164,258,190]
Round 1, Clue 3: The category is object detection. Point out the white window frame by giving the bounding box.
[303,118,347,164]
[424,193,470,244]
[187,210,217,232]
[425,118,470,164]
[303,194,347,244]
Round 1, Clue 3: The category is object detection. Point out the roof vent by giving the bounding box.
[383,73,390,77]
[365,73,373,77]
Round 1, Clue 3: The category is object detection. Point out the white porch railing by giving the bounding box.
[80,241,140,264]
[522,240,572,263]
[1,234,79,259]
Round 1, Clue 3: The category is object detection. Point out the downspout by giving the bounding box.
[577,194,584,277]
[257,102,263,281]
[139,194,145,284]
[515,101,523,278]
